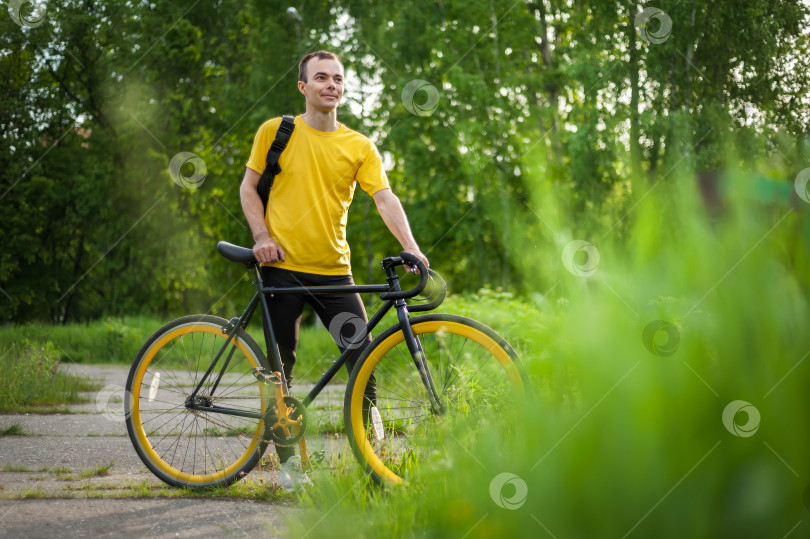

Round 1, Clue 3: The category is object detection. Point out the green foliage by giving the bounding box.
[3,1,807,322]
[0,292,532,380]
[0,316,160,364]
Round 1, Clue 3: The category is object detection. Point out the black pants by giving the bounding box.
[261,267,375,462]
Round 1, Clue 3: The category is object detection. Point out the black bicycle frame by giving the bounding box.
[186,264,426,420]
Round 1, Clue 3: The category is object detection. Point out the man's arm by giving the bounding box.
[239,167,286,264]
[372,188,429,271]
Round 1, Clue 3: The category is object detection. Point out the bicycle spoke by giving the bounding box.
[391,344,429,395]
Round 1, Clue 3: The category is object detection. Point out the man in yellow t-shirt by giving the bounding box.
[239,51,428,486]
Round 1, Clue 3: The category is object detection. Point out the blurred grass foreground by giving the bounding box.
[291,168,810,538]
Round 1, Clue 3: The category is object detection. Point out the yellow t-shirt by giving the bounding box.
[246,115,390,275]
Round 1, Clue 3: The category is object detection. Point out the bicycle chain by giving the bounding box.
[187,409,264,443]
[197,394,263,400]
[187,409,302,448]
[187,395,307,448]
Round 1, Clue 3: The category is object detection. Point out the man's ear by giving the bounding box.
[297,80,307,97]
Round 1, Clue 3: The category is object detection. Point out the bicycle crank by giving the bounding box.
[264,395,308,447]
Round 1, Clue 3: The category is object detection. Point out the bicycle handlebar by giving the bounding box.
[407,269,447,312]
[379,251,429,300]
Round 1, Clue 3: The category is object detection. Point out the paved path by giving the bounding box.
[0,498,295,538]
[0,364,351,537]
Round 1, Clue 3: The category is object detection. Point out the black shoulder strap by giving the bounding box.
[257,115,295,211]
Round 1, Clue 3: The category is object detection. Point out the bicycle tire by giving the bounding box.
[344,313,530,485]
[125,315,270,489]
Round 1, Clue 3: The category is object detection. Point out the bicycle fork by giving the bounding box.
[394,299,446,415]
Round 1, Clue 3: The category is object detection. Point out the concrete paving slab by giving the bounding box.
[0,498,298,538]
[0,414,127,437]
[0,470,161,496]
[0,436,146,473]
[0,434,350,474]
[62,364,131,388]
[0,363,360,536]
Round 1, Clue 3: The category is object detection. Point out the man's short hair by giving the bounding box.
[298,51,343,82]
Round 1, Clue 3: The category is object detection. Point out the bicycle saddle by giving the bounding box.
[217,241,257,266]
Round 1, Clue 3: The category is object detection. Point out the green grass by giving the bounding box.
[0,342,100,412]
[181,476,296,502]
[0,316,159,364]
[1,464,31,472]
[7,406,74,414]
[0,424,25,436]
[53,470,75,481]
[308,415,344,436]
[0,465,110,482]
[21,487,47,499]
[0,310,354,375]
[284,171,810,537]
[77,462,114,479]
[0,293,530,386]
[15,477,297,502]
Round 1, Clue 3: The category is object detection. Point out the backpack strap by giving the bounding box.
[257,115,295,211]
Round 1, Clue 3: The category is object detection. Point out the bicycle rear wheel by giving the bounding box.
[125,315,270,489]
[344,314,530,484]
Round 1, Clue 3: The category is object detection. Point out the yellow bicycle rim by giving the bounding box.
[131,323,266,483]
[349,320,524,484]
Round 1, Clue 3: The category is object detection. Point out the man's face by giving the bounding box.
[298,58,344,112]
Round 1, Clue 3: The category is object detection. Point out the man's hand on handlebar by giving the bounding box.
[252,236,286,265]
[404,249,429,275]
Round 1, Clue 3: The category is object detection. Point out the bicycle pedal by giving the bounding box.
[252,367,281,385]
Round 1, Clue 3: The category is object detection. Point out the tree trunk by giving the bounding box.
[530,0,563,171]
[627,6,642,179]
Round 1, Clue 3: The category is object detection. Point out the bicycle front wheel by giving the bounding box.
[344,314,530,485]
[125,315,270,489]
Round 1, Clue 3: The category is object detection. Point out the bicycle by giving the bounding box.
[124,242,531,488]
